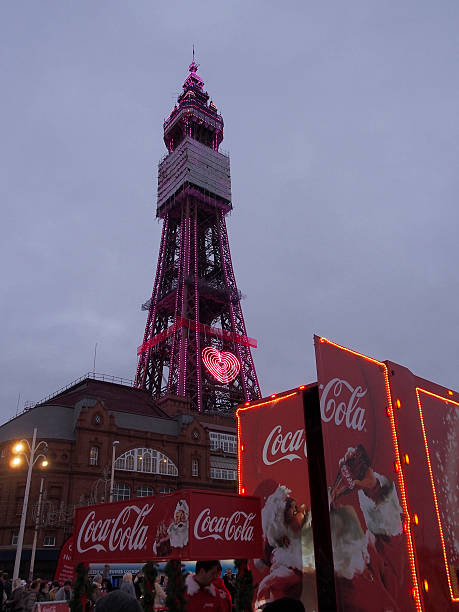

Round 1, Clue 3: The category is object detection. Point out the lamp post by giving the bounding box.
[11,427,48,580]
[109,440,120,502]
[29,476,45,581]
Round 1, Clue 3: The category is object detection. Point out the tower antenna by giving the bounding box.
[192,44,195,64]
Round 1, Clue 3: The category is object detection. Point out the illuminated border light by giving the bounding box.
[202,346,240,384]
[416,387,459,602]
[423,579,429,592]
[236,390,299,495]
[413,514,419,525]
[318,337,423,611]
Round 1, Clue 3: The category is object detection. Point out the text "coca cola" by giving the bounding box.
[76,504,154,554]
[194,508,255,542]
[320,378,367,431]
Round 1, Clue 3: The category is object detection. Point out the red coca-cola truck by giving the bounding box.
[237,336,458,612]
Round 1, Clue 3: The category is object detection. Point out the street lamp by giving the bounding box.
[109,440,120,503]
[10,427,48,580]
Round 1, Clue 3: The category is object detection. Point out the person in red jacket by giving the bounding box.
[184,560,223,612]
[212,562,232,612]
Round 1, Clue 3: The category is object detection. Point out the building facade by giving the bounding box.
[0,376,237,577]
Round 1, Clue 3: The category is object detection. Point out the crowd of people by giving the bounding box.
[0,562,306,611]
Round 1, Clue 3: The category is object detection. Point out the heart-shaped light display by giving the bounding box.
[202,346,240,384]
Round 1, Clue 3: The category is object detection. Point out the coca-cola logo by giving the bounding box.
[194,508,255,542]
[320,378,367,431]
[262,425,307,465]
[76,504,154,554]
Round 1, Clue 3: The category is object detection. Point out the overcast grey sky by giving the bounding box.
[1,1,458,423]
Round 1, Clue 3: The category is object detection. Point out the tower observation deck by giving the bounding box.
[135,61,261,414]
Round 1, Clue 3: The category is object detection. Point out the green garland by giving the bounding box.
[69,562,90,612]
[234,559,253,612]
[165,559,187,612]
[140,561,158,612]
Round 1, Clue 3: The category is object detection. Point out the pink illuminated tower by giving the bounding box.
[135,61,261,413]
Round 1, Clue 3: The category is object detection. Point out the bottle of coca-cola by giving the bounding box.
[329,445,371,507]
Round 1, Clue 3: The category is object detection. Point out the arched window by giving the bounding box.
[89,446,99,466]
[136,486,154,498]
[115,448,178,476]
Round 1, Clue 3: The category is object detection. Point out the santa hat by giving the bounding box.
[261,485,291,547]
[175,499,189,521]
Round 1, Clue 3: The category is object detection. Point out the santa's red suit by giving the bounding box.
[184,574,224,612]
[331,472,410,612]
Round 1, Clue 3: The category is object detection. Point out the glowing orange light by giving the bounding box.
[423,579,429,592]
[298,385,305,390]
[448,390,453,396]
[416,387,459,602]
[413,514,419,525]
[240,444,244,452]
[13,443,24,454]
[386,407,391,417]
[241,487,245,495]
[319,337,423,611]
[244,402,250,407]
[396,398,401,409]
[404,454,410,465]
[270,394,276,399]
[41,460,49,468]
[10,457,21,468]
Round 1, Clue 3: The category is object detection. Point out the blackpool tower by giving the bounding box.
[135,61,261,413]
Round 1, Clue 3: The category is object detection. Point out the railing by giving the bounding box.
[23,372,135,411]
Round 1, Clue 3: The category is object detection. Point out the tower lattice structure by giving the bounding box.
[135,61,261,413]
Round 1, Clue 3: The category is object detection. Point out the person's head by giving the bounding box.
[93,574,103,585]
[122,572,133,583]
[39,580,49,593]
[263,597,305,611]
[225,568,233,577]
[31,579,41,592]
[51,581,60,589]
[12,578,22,590]
[63,579,72,591]
[95,590,142,612]
[194,561,220,587]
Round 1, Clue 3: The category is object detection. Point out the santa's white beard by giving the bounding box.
[168,522,188,548]
[330,506,370,580]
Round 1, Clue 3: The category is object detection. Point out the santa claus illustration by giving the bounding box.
[168,499,189,549]
[255,485,315,608]
[329,447,407,612]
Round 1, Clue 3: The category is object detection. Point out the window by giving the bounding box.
[115,448,178,477]
[210,467,237,481]
[11,534,18,546]
[136,486,154,498]
[192,459,199,477]
[209,432,237,454]
[89,446,99,466]
[43,535,56,547]
[15,499,23,516]
[113,483,130,501]
[159,487,174,494]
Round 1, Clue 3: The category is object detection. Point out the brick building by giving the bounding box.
[0,375,237,577]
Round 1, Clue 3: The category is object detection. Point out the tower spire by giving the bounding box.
[135,63,261,413]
